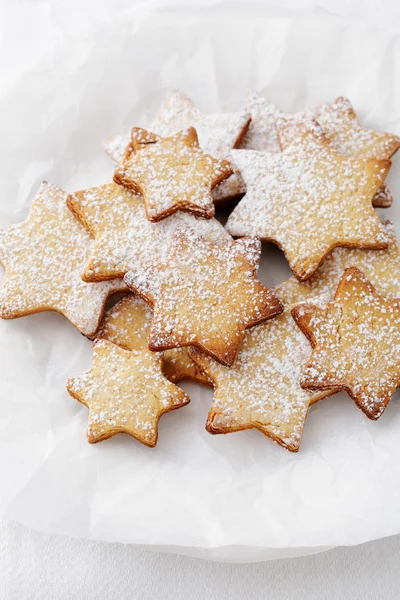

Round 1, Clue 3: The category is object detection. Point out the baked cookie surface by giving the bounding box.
[125,228,283,366]
[227,121,390,280]
[0,182,125,337]
[292,267,400,420]
[67,339,190,446]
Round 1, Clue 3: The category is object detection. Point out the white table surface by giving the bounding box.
[3,1,400,598]
[3,517,400,599]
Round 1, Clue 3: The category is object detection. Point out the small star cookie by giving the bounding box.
[241,90,399,208]
[292,267,400,420]
[190,307,331,452]
[124,228,283,366]
[67,339,190,446]
[275,221,400,306]
[97,294,211,385]
[113,127,233,221]
[67,182,231,282]
[0,182,125,337]
[227,120,390,281]
[105,88,251,202]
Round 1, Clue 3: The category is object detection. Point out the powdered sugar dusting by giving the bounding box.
[124,228,283,366]
[105,89,250,201]
[67,339,190,446]
[240,89,281,152]
[97,294,211,385]
[293,267,400,419]
[114,127,233,221]
[67,182,231,281]
[241,90,398,208]
[227,123,389,280]
[190,302,330,452]
[276,222,400,305]
[0,182,126,337]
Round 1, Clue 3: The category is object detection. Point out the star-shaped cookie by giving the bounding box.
[67,182,231,282]
[292,267,400,420]
[278,96,400,160]
[105,88,251,202]
[190,306,332,452]
[67,339,190,446]
[113,127,233,221]
[241,90,399,208]
[275,221,400,306]
[97,294,211,385]
[124,228,283,366]
[227,120,390,281]
[0,182,126,337]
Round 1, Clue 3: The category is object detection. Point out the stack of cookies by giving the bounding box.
[1,89,399,452]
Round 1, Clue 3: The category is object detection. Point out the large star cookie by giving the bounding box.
[124,228,283,366]
[105,88,250,202]
[292,267,400,420]
[114,127,233,221]
[190,306,331,452]
[97,294,211,385]
[67,182,231,282]
[227,120,390,281]
[67,339,190,446]
[275,221,400,305]
[241,90,399,208]
[0,182,125,337]
[278,96,400,160]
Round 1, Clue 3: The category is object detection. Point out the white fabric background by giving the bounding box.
[2,0,400,598]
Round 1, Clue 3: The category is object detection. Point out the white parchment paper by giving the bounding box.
[1,0,400,562]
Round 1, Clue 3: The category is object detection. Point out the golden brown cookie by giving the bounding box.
[66,339,190,446]
[242,90,398,208]
[278,96,400,160]
[124,228,283,366]
[67,182,231,282]
[113,127,233,221]
[226,120,390,281]
[275,221,400,306]
[97,294,211,385]
[0,182,126,337]
[190,305,332,452]
[279,98,399,209]
[105,88,251,203]
[292,267,400,420]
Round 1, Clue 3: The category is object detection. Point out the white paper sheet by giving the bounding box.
[1,0,400,562]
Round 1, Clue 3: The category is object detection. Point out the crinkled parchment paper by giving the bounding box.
[1,0,400,562]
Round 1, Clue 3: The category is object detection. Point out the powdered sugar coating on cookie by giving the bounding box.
[97,294,211,385]
[292,267,400,420]
[241,90,397,208]
[114,127,233,221]
[190,305,331,452]
[0,182,126,337]
[67,339,190,446]
[329,94,400,156]
[124,228,283,366]
[105,89,250,202]
[227,122,390,281]
[276,221,400,305]
[240,89,281,152]
[67,182,231,282]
